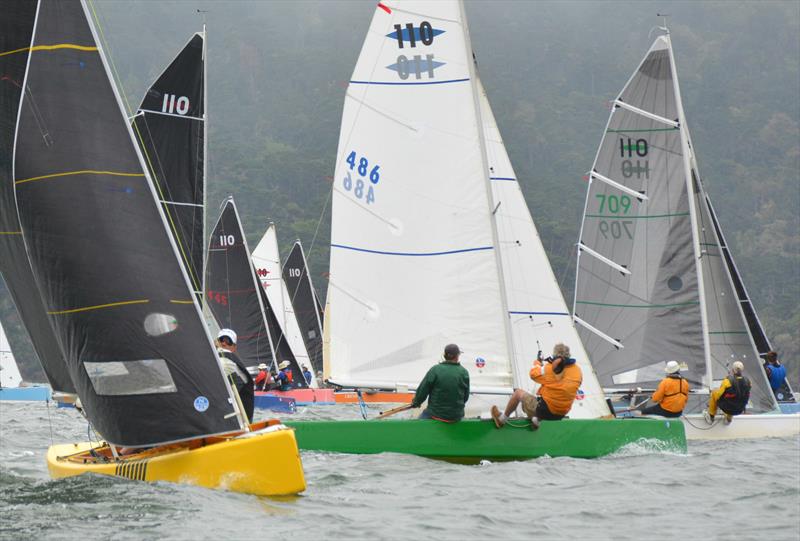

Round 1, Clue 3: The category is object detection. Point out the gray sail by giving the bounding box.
[691,170,777,411]
[574,36,705,388]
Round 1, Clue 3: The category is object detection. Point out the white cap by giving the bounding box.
[257,363,267,370]
[217,328,237,344]
[279,360,291,369]
[665,360,680,374]
[732,361,744,374]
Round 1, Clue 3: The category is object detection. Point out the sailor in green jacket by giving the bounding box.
[411,344,470,422]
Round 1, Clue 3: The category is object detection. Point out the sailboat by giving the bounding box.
[572,28,799,439]
[9,0,303,495]
[0,320,49,400]
[287,0,685,460]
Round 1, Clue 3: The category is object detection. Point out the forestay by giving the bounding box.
[251,225,312,376]
[282,241,324,376]
[0,0,75,394]
[327,0,512,391]
[133,32,205,301]
[13,0,241,446]
[0,321,23,388]
[478,78,609,417]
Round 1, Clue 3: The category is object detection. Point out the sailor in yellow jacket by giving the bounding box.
[491,343,582,430]
[705,361,751,424]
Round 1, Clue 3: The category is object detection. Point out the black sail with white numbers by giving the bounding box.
[133,33,205,300]
[206,199,307,387]
[13,0,241,446]
[283,242,324,375]
[0,0,76,394]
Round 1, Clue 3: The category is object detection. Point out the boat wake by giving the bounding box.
[607,438,689,458]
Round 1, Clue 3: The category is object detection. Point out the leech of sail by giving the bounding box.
[16,170,144,185]
[614,99,679,127]
[589,171,648,200]
[47,299,150,315]
[577,243,631,275]
[573,315,625,349]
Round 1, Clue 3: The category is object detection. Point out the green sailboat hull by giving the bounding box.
[285,418,686,463]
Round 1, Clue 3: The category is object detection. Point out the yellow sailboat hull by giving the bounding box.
[47,422,305,496]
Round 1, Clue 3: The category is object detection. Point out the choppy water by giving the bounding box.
[1,402,798,540]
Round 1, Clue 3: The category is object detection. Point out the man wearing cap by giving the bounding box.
[410,344,470,422]
[216,329,254,422]
[491,343,580,430]
[275,360,295,391]
[705,361,751,424]
[639,361,689,418]
[302,365,313,386]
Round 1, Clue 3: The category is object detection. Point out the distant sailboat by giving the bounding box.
[572,29,799,439]
[251,224,314,384]
[0,321,22,388]
[10,0,303,494]
[206,198,308,388]
[281,240,325,378]
[132,30,207,303]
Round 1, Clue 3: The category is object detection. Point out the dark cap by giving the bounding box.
[443,343,462,361]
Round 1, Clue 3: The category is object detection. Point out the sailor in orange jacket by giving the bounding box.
[491,343,582,430]
[639,361,689,418]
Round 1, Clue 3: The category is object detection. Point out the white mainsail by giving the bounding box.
[573,33,778,413]
[477,78,609,417]
[0,321,22,388]
[252,224,314,381]
[327,0,512,392]
[327,0,609,418]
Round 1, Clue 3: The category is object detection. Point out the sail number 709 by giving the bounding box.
[342,151,379,204]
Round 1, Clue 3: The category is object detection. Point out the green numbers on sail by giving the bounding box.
[599,220,633,240]
[343,151,378,204]
[596,194,631,215]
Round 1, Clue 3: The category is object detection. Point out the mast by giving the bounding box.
[459,0,519,387]
[201,22,208,313]
[666,31,713,390]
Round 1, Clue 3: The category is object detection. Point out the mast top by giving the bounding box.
[656,13,671,34]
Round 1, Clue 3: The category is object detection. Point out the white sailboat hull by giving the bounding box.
[681,413,800,440]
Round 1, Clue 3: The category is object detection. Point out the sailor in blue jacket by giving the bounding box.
[763,351,788,397]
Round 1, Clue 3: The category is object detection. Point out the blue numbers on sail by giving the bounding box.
[343,151,378,204]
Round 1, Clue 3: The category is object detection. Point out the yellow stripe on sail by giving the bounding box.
[16,170,144,185]
[0,44,98,57]
[0,231,22,235]
[48,299,149,315]
[169,300,194,304]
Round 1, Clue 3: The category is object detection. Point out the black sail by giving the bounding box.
[0,0,75,394]
[206,199,307,387]
[283,242,324,375]
[13,0,240,446]
[132,33,205,300]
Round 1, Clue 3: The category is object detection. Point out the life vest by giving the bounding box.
[765,363,787,391]
[285,369,293,383]
[657,375,689,413]
[718,375,751,415]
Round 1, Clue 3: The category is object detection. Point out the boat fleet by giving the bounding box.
[0,0,797,497]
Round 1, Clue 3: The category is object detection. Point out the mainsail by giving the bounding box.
[206,199,308,387]
[478,78,609,417]
[252,224,313,379]
[282,241,324,377]
[0,0,75,394]
[0,320,23,388]
[327,0,513,392]
[132,31,205,301]
[573,33,777,413]
[13,0,242,446]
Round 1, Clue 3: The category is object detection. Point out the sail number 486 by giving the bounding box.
[343,151,379,204]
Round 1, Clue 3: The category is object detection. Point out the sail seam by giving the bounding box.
[15,170,144,185]
[350,78,469,86]
[331,244,493,256]
[169,299,194,304]
[489,176,516,181]
[576,300,699,309]
[585,212,688,219]
[47,299,149,315]
[509,311,570,316]
[0,44,97,57]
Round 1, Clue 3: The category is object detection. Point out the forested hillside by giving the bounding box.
[2,0,797,386]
